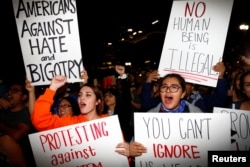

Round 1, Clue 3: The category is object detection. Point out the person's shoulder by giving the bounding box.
[147,103,161,113]
[240,100,250,111]
[185,100,203,113]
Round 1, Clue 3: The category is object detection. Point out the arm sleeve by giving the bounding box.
[31,88,66,131]
[141,82,161,110]
[203,78,228,110]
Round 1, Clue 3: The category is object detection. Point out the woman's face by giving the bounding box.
[235,75,241,90]
[243,74,250,98]
[78,86,98,115]
[160,77,185,110]
[58,99,73,117]
[104,92,116,107]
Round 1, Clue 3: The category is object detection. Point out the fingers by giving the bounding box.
[115,65,125,75]
[54,75,67,81]
[213,62,225,73]
[147,70,160,82]
[0,98,11,110]
[50,76,67,91]
[81,70,89,84]
[25,78,35,92]
[115,142,130,157]
[129,141,147,157]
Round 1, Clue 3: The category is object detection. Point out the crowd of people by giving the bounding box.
[1,58,250,166]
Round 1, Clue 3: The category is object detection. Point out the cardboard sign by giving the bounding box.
[214,107,250,151]
[12,0,83,86]
[134,113,231,167]
[29,115,129,167]
[158,0,234,87]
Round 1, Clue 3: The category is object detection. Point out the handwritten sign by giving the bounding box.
[28,115,129,167]
[134,113,231,167]
[213,107,250,151]
[12,0,83,86]
[158,0,234,87]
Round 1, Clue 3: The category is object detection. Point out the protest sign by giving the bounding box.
[12,0,83,86]
[158,0,234,87]
[214,107,250,151]
[28,115,129,167]
[134,112,231,167]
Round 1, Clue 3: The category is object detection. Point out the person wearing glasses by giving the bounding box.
[51,69,89,116]
[57,96,81,117]
[0,79,36,167]
[146,73,203,114]
[31,75,131,159]
[128,73,203,166]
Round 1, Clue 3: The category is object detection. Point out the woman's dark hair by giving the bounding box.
[161,73,186,91]
[102,88,122,114]
[233,70,245,99]
[239,70,250,99]
[59,96,80,116]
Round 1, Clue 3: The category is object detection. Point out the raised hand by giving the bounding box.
[49,76,67,91]
[81,69,89,84]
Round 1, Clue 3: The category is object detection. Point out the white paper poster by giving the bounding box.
[134,113,231,167]
[29,115,129,167]
[158,0,234,87]
[213,107,250,151]
[12,0,84,86]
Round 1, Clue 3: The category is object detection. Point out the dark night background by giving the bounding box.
[0,0,249,82]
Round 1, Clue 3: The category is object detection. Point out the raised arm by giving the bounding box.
[25,77,36,115]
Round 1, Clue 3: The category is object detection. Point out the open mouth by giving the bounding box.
[79,102,86,108]
[163,95,173,104]
[60,111,65,115]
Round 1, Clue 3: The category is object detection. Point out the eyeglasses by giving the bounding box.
[160,84,181,93]
[7,88,22,94]
[59,104,72,109]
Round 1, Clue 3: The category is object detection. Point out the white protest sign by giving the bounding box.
[12,0,83,86]
[213,107,250,151]
[134,113,231,167]
[29,115,129,167]
[158,0,234,87]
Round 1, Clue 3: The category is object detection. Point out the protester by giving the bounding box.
[238,70,250,110]
[26,69,88,116]
[128,73,203,166]
[227,69,246,109]
[113,63,134,142]
[140,70,161,112]
[0,78,36,167]
[57,96,81,117]
[30,75,131,159]
[128,72,143,113]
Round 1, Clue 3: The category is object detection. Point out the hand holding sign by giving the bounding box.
[129,141,147,157]
[12,0,84,85]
